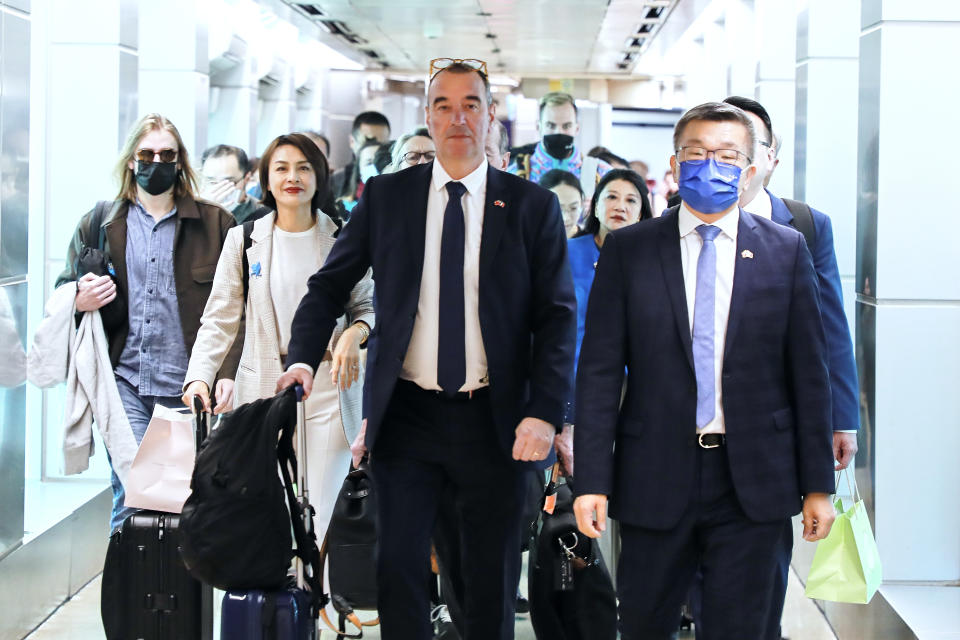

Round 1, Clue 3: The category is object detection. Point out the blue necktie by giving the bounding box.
[438,181,467,396]
[693,224,722,429]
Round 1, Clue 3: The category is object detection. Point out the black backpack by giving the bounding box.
[781,198,817,253]
[179,388,300,591]
[76,201,128,332]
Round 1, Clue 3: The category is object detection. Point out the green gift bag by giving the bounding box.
[804,469,882,604]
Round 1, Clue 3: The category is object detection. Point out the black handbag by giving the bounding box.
[528,464,618,640]
[318,460,380,638]
[76,201,127,332]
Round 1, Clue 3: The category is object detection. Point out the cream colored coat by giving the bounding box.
[184,211,375,443]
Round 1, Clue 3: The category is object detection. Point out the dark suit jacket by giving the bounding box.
[286,162,577,465]
[573,208,835,529]
[766,190,859,432]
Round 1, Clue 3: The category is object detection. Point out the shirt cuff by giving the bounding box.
[287,362,314,377]
[835,429,857,433]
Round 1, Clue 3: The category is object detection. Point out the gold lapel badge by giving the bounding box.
[741,249,754,259]
[493,200,505,208]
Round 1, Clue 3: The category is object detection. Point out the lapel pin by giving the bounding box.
[741,250,754,260]
[251,262,262,277]
[493,200,505,208]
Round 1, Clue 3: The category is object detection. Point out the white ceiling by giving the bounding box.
[283,0,678,77]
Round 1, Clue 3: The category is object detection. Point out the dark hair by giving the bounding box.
[539,169,583,196]
[258,133,329,215]
[587,146,629,169]
[428,62,493,105]
[579,169,652,236]
[201,144,251,174]
[351,111,391,138]
[673,102,756,160]
[345,137,384,196]
[373,141,394,173]
[723,96,772,145]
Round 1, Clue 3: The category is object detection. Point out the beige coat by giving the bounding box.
[184,211,374,443]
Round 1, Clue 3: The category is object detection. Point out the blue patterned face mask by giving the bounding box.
[677,158,742,214]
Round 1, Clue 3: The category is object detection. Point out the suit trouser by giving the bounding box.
[689,519,791,639]
[370,381,527,640]
[617,445,787,640]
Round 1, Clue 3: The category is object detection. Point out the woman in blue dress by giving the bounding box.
[564,169,652,462]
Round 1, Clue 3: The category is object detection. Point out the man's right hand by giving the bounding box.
[573,494,608,539]
[276,367,314,399]
[182,380,211,413]
[75,273,116,312]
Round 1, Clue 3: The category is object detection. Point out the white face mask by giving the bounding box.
[219,186,242,211]
[360,164,378,184]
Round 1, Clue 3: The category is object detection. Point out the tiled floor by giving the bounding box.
[25,566,834,639]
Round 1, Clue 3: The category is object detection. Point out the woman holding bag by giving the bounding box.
[182,132,374,544]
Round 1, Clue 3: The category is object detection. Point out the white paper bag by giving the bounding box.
[123,404,196,513]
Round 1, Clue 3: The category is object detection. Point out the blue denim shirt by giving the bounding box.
[115,201,189,397]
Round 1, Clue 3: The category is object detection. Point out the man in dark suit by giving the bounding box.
[572,102,836,639]
[277,59,576,640]
[724,95,860,640]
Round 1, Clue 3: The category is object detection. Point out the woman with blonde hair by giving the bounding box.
[56,113,241,535]
[183,132,374,546]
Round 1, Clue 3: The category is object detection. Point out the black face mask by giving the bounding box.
[136,161,178,195]
[542,134,575,160]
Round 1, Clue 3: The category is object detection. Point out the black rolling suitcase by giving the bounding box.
[101,398,214,640]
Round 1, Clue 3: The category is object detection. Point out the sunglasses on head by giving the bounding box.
[136,148,178,164]
[429,58,488,80]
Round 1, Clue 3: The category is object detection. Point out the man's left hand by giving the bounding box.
[801,493,836,542]
[833,432,858,470]
[512,417,555,462]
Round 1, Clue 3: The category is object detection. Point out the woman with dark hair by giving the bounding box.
[339,137,383,212]
[565,169,652,428]
[183,132,374,543]
[539,168,583,238]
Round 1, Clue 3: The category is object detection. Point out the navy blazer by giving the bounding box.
[286,162,577,466]
[573,208,835,529]
[765,191,860,431]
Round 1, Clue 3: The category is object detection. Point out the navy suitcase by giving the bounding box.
[220,588,315,640]
[101,401,213,640]
[218,387,319,639]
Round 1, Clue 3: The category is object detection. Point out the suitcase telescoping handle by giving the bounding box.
[192,394,209,448]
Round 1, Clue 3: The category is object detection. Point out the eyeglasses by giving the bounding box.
[429,58,488,80]
[402,150,436,165]
[675,146,751,167]
[136,148,178,164]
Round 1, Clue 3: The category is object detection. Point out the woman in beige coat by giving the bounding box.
[183,133,373,544]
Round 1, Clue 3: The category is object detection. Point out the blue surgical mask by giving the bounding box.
[677,158,742,214]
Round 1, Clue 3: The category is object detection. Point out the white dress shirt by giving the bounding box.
[744,188,773,220]
[678,204,740,434]
[400,159,489,392]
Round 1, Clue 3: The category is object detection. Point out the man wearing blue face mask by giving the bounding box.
[571,102,836,639]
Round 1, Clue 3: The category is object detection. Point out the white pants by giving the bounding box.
[300,361,352,545]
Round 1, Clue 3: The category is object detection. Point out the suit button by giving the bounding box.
[395,356,402,362]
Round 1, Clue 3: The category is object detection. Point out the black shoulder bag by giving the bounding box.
[75,200,127,331]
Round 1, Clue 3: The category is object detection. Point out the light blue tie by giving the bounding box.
[693,225,722,429]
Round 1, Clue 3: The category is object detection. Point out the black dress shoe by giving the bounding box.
[516,594,530,614]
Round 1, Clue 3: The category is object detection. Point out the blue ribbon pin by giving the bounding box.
[251,262,262,277]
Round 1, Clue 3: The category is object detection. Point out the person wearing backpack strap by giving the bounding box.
[507,91,612,207]
[56,114,242,537]
[182,132,374,551]
[724,96,859,640]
